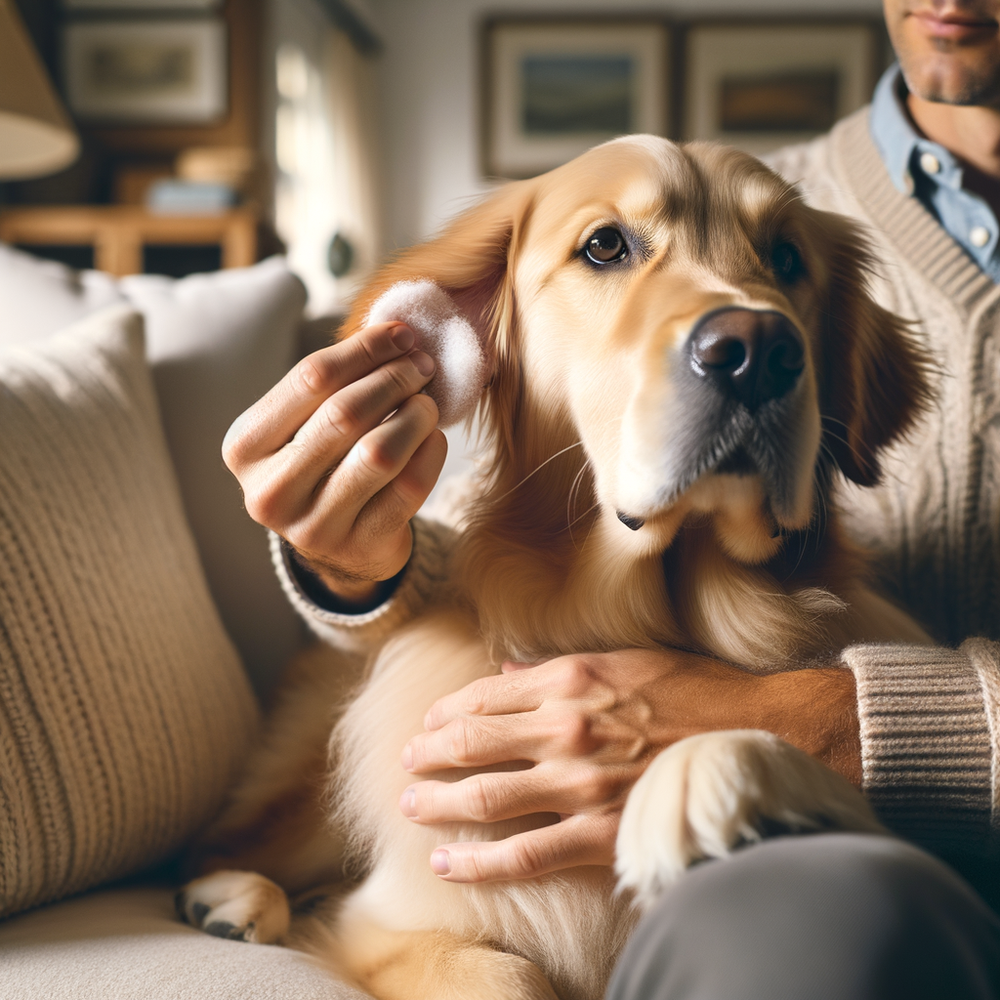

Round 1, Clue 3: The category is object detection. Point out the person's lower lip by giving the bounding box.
[911,11,998,40]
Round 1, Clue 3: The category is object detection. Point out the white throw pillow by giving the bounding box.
[0,246,308,694]
[0,243,123,339]
[0,305,259,920]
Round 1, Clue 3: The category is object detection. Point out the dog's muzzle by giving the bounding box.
[688,307,804,411]
[615,306,815,526]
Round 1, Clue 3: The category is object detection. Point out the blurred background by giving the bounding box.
[2,0,891,329]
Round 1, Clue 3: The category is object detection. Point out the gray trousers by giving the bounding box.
[606,834,1000,1000]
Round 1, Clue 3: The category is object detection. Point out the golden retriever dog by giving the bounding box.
[177,136,932,1000]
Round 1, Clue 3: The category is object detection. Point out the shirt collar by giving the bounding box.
[869,63,965,196]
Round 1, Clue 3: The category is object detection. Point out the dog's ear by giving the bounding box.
[344,181,534,427]
[814,212,932,487]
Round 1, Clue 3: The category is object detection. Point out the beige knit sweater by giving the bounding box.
[275,108,1000,858]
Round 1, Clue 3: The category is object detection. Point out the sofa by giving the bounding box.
[0,245,371,998]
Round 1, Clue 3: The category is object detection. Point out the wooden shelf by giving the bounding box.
[0,205,258,277]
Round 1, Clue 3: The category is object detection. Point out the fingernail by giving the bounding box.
[390,325,414,350]
[430,849,451,876]
[402,744,413,771]
[410,350,435,377]
[399,788,416,818]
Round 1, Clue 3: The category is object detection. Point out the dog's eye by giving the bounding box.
[771,242,804,283]
[585,227,628,264]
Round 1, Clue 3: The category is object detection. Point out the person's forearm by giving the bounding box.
[757,667,862,787]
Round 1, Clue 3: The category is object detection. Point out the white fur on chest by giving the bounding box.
[332,610,630,1000]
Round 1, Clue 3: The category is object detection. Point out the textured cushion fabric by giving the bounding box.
[0,306,259,919]
[0,245,308,695]
[0,884,369,999]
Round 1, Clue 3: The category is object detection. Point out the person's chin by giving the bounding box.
[900,42,1000,104]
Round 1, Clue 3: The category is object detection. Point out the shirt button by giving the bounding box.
[970,226,991,248]
[919,152,941,175]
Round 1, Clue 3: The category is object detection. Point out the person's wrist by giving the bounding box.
[285,544,406,614]
[758,667,862,786]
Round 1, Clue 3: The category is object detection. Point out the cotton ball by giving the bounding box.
[365,280,490,427]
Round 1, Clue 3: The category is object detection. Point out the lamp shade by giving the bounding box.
[0,0,79,180]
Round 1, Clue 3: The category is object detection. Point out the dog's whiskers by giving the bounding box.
[493,441,586,504]
[565,461,593,549]
[821,415,870,469]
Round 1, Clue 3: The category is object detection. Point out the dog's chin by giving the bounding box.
[611,445,822,565]
[688,473,788,564]
[623,471,794,565]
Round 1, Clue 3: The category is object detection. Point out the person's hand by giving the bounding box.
[223,322,447,606]
[399,649,861,882]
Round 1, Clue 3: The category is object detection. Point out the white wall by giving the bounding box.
[366,0,884,252]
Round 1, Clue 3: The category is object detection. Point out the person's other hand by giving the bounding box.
[223,322,447,606]
[400,648,860,881]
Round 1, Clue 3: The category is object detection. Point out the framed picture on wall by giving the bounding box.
[682,19,887,156]
[481,17,672,179]
[63,19,228,123]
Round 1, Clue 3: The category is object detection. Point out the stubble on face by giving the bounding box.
[884,0,1000,104]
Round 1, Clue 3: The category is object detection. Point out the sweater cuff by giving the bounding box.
[269,517,456,654]
[841,642,995,851]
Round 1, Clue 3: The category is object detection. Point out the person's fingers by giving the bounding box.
[404,714,539,772]
[312,393,441,527]
[274,396,437,580]
[290,350,435,460]
[401,762,626,824]
[423,655,601,731]
[404,706,603,773]
[502,659,546,672]
[428,812,618,882]
[354,426,448,534]
[290,416,447,585]
[239,352,436,523]
[422,668,550,731]
[223,322,418,467]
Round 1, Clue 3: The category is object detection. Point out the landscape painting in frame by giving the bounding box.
[482,18,671,179]
[683,20,886,156]
[63,19,227,123]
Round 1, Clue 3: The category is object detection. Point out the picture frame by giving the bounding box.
[682,19,887,156]
[481,17,672,179]
[63,19,228,124]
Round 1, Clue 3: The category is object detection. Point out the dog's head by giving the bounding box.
[348,136,929,566]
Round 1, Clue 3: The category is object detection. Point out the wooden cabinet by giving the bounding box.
[0,205,257,276]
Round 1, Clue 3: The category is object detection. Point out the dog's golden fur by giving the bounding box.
[180,137,932,1000]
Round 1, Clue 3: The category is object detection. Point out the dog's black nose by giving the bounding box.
[688,307,805,410]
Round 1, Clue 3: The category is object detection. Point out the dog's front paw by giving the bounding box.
[176,870,291,944]
[615,729,884,911]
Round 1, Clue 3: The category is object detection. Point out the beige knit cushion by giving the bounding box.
[0,306,259,919]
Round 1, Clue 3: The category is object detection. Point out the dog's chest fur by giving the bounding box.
[333,607,634,1000]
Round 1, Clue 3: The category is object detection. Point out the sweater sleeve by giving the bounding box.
[270,516,456,654]
[841,639,1000,852]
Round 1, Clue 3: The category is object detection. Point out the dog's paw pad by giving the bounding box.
[177,870,290,944]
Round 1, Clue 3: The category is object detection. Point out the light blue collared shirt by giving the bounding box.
[869,64,1000,283]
